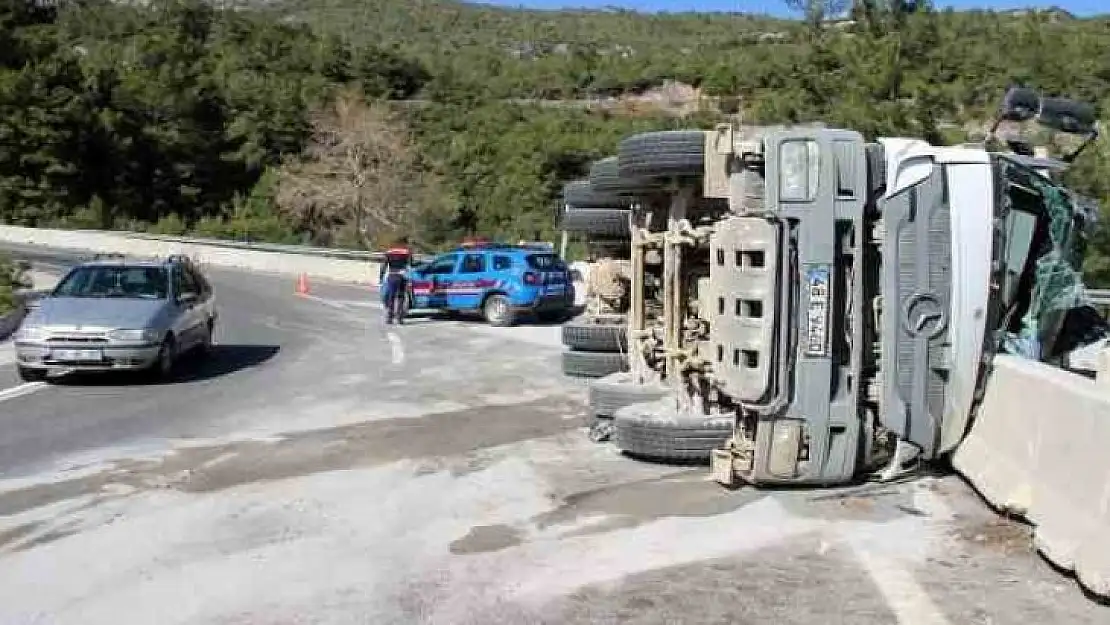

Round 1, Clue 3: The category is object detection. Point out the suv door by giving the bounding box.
[450,252,489,311]
[411,254,459,309]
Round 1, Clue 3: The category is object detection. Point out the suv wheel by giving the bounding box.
[483,294,515,327]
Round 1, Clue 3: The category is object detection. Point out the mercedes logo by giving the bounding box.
[901,292,948,340]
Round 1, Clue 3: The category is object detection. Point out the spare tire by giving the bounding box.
[618,130,706,180]
[561,350,627,378]
[562,180,629,209]
[559,207,630,238]
[589,157,663,195]
[613,399,733,462]
[562,317,627,352]
[589,372,669,418]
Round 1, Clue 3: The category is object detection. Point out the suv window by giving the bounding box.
[424,255,458,275]
[525,253,565,271]
[53,265,169,300]
[493,255,513,271]
[460,253,486,273]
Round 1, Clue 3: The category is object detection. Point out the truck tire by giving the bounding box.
[562,180,629,210]
[561,349,626,378]
[618,130,706,180]
[589,157,663,195]
[613,399,733,462]
[559,207,631,238]
[589,372,669,418]
[561,317,627,352]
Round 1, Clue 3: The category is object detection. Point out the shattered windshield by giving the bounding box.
[995,157,1104,361]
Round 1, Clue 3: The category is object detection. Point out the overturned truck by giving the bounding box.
[569,88,1103,487]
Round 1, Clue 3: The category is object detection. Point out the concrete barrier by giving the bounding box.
[0,226,383,285]
[953,353,1110,599]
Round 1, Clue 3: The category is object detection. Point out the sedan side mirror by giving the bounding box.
[178,292,198,306]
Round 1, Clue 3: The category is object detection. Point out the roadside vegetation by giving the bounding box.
[0,253,26,314]
[1,0,1109,280]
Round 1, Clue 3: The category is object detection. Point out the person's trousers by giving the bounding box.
[382,273,407,320]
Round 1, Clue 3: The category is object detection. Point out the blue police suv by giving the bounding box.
[406,242,573,326]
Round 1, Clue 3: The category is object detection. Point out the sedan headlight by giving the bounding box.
[108,328,162,343]
[14,325,48,341]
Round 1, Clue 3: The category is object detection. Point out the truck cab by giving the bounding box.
[592,88,1100,488]
[698,92,1100,487]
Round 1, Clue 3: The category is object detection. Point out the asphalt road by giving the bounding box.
[0,245,1106,624]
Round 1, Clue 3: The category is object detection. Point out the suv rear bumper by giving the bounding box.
[514,293,573,314]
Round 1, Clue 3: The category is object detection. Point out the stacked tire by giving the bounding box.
[560,316,628,379]
[558,179,632,239]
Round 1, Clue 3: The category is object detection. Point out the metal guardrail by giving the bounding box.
[126,233,434,263]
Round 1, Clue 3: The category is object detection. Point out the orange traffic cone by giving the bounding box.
[295,273,310,296]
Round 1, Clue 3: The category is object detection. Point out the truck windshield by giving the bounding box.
[995,156,1097,359]
[53,265,170,300]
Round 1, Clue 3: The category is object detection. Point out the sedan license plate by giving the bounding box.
[804,265,831,357]
[51,349,103,363]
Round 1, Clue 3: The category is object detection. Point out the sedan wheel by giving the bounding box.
[144,336,176,383]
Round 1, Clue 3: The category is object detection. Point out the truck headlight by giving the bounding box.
[779,139,820,202]
[108,328,161,343]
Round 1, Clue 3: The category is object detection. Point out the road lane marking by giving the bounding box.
[296,293,352,310]
[0,381,47,403]
[386,332,405,364]
[851,544,953,625]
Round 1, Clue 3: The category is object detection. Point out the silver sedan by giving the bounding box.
[13,256,218,382]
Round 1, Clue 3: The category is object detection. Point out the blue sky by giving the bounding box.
[474,1,1104,17]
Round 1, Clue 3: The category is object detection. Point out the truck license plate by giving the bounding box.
[804,265,830,357]
[52,349,103,362]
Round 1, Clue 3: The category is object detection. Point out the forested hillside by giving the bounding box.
[2,0,1110,279]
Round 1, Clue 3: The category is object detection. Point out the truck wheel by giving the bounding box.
[588,372,669,419]
[562,180,630,209]
[561,349,626,378]
[483,293,515,327]
[589,157,663,195]
[559,207,631,238]
[613,399,734,463]
[618,130,706,180]
[561,317,627,352]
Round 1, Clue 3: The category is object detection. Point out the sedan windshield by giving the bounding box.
[52,265,169,300]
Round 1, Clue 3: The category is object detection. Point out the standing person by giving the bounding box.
[380,238,413,325]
